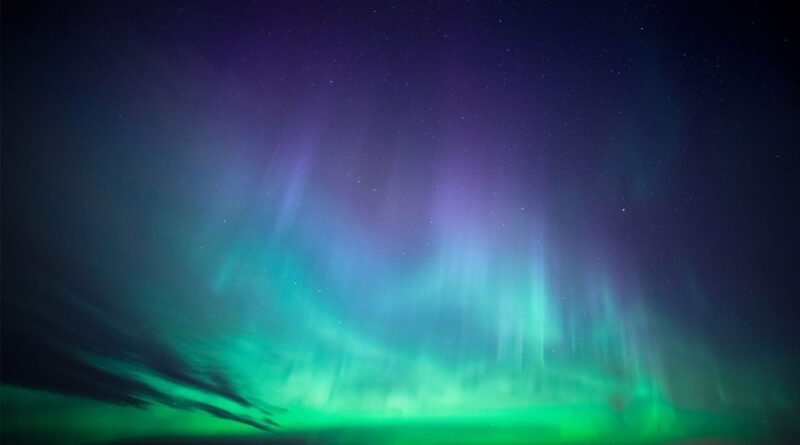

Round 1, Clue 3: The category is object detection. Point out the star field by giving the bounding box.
[2,2,799,444]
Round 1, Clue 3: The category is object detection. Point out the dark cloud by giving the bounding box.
[145,346,254,408]
[187,402,277,432]
[2,329,156,408]
[1,233,279,431]
[109,436,309,445]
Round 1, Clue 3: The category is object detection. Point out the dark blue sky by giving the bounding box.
[2,1,799,443]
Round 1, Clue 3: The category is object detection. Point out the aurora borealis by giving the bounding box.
[2,1,799,444]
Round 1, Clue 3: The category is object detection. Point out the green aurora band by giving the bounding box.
[2,2,799,444]
[3,151,797,444]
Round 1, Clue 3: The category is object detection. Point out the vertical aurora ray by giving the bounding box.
[2,2,799,444]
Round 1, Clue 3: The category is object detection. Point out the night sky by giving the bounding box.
[2,1,799,444]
